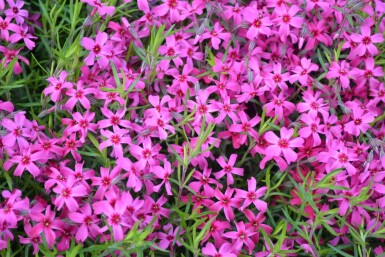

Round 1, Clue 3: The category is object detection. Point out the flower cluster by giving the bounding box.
[1,0,385,256]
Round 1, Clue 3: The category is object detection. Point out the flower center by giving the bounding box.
[93,44,101,54]
[282,14,291,24]
[362,36,371,45]
[278,139,289,149]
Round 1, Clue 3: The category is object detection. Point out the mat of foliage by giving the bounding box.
[1,0,385,256]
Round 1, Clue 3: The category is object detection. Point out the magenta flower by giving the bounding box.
[153,160,173,195]
[157,224,183,249]
[0,17,18,41]
[130,138,161,167]
[99,127,131,159]
[5,0,29,24]
[326,60,353,90]
[189,166,221,197]
[229,111,260,145]
[0,100,14,113]
[210,188,241,221]
[98,107,131,129]
[0,46,29,74]
[235,177,267,212]
[1,112,30,149]
[266,63,290,90]
[29,206,63,248]
[202,242,236,257]
[81,32,108,66]
[265,127,304,165]
[81,0,115,17]
[93,193,130,241]
[116,157,146,192]
[214,154,244,186]
[199,22,231,50]
[298,113,324,147]
[289,58,319,86]
[3,146,45,177]
[344,106,374,136]
[243,7,272,40]
[317,140,358,175]
[64,80,95,110]
[44,70,73,102]
[9,24,37,50]
[67,111,98,143]
[68,203,107,242]
[224,221,256,254]
[53,176,88,211]
[91,166,121,200]
[273,5,303,41]
[350,26,384,56]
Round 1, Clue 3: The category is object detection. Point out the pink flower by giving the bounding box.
[4,0,29,24]
[44,70,73,102]
[350,26,384,56]
[214,154,244,186]
[200,22,231,50]
[153,160,173,195]
[8,24,37,50]
[64,80,95,110]
[53,176,88,211]
[243,7,272,39]
[202,242,236,257]
[273,5,303,41]
[29,206,63,248]
[3,146,45,177]
[91,166,121,200]
[0,100,14,113]
[1,112,30,149]
[265,127,304,165]
[210,188,241,221]
[81,0,115,17]
[344,106,374,136]
[235,177,267,211]
[99,127,131,159]
[224,221,256,254]
[298,113,324,146]
[0,46,29,74]
[81,32,108,66]
[93,193,130,241]
[68,203,107,242]
[289,58,319,85]
[326,61,353,90]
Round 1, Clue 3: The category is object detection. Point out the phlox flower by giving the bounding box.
[0,46,29,74]
[153,160,173,195]
[3,146,45,177]
[99,127,131,159]
[265,127,304,165]
[0,100,14,113]
[93,193,130,241]
[5,0,29,24]
[202,242,236,257]
[81,0,115,17]
[199,22,231,50]
[326,60,353,90]
[344,106,374,136]
[350,25,384,56]
[289,58,319,86]
[224,221,256,255]
[235,177,267,212]
[64,80,96,110]
[1,112,30,149]
[81,32,109,66]
[298,113,324,146]
[243,7,272,40]
[44,70,73,102]
[273,5,303,42]
[68,203,107,242]
[210,188,241,221]
[214,154,244,186]
[29,206,63,249]
[53,176,88,212]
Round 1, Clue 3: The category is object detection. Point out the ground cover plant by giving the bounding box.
[0,0,385,256]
